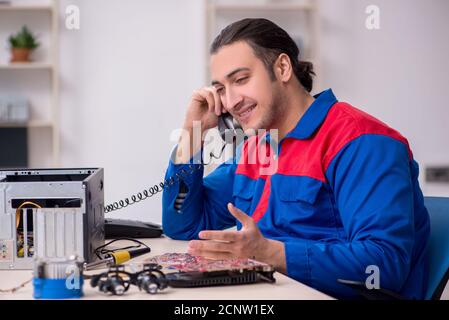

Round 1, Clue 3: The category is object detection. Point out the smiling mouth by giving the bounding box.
[237,104,256,123]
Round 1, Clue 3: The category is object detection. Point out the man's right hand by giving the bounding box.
[183,86,224,132]
[175,86,224,164]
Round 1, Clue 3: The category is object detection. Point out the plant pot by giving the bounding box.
[10,48,32,63]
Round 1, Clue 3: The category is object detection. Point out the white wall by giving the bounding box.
[55,0,449,224]
[318,0,449,196]
[59,0,206,223]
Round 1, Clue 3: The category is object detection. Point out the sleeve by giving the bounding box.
[283,134,416,298]
[162,146,237,240]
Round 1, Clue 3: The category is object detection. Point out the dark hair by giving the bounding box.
[210,18,315,92]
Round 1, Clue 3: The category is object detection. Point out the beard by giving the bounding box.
[246,85,285,134]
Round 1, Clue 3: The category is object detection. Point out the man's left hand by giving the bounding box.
[187,203,286,272]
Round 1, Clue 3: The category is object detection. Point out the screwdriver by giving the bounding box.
[84,247,151,271]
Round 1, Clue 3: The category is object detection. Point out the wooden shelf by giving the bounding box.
[213,3,314,12]
[0,63,53,70]
[0,4,53,12]
[0,120,54,128]
[0,0,59,167]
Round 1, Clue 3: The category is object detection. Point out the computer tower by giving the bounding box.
[0,168,105,269]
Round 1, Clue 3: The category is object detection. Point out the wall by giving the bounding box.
[59,0,206,223]
[54,0,449,224]
[318,0,449,196]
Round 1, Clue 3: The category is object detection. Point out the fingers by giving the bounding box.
[227,203,253,227]
[188,239,238,260]
[198,230,237,242]
[193,87,222,116]
[204,87,222,116]
[193,88,215,114]
[188,239,232,254]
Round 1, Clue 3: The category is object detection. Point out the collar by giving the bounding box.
[285,88,338,140]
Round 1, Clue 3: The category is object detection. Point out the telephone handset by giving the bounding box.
[217,112,242,142]
[105,113,243,213]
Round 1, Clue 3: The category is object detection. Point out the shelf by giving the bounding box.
[0,120,54,128]
[212,3,314,12]
[0,0,59,167]
[0,4,53,12]
[0,63,54,70]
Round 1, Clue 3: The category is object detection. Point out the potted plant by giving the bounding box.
[8,25,40,63]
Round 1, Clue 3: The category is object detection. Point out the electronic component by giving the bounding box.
[0,168,105,270]
[0,239,13,262]
[147,252,274,272]
[165,268,276,288]
[147,253,276,288]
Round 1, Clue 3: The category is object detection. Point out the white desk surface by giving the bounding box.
[0,237,333,300]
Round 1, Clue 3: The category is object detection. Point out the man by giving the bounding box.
[162,18,430,299]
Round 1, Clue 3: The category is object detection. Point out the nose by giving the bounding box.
[223,88,243,113]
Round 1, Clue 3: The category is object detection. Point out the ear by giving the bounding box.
[273,53,293,83]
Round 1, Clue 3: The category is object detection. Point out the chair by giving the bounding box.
[338,196,449,300]
[423,196,449,300]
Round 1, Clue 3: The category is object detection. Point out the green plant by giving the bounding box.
[8,26,39,50]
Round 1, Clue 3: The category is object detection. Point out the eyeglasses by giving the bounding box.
[89,263,168,296]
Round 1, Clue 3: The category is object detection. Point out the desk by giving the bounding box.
[0,237,333,300]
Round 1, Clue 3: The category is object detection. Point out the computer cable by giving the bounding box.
[103,142,230,214]
[94,238,150,259]
[16,201,41,229]
[85,238,152,271]
[15,201,41,258]
[0,278,32,294]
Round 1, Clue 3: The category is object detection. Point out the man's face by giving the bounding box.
[211,41,283,133]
